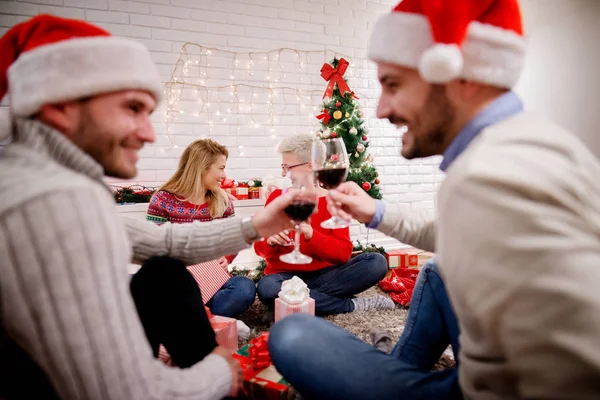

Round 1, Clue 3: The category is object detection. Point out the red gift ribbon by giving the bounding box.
[320,58,359,100]
[316,109,331,125]
[249,332,271,369]
[220,178,235,189]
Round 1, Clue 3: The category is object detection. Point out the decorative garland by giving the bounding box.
[231,259,266,283]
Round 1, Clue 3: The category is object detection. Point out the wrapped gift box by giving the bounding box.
[158,313,238,366]
[385,250,419,269]
[249,187,261,199]
[274,297,315,323]
[233,333,293,400]
[211,314,238,353]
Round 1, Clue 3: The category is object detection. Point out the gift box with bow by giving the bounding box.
[274,276,315,323]
[233,333,293,400]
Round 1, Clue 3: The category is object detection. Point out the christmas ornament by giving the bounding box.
[362,135,368,141]
[322,130,331,138]
[248,180,255,187]
[345,112,350,118]
[349,127,358,135]
[331,154,339,162]
[358,111,364,118]
[354,152,359,158]
[362,182,371,191]
[333,110,342,120]
[336,101,341,107]
[356,143,365,153]
[375,178,380,184]
[331,132,337,138]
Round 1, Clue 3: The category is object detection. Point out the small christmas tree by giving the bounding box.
[316,58,382,199]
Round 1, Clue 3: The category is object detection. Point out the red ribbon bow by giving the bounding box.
[220,178,236,189]
[249,332,271,369]
[316,109,331,125]
[320,58,359,100]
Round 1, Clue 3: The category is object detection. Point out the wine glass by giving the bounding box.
[280,170,318,264]
[312,137,350,229]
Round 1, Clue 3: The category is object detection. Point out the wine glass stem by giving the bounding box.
[293,224,301,255]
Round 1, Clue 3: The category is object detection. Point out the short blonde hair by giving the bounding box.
[277,133,325,165]
[157,139,230,218]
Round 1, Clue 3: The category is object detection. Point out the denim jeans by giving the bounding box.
[206,276,257,318]
[268,259,463,400]
[257,252,388,315]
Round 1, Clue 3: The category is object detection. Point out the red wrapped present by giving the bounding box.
[187,260,231,304]
[236,182,249,200]
[249,186,261,199]
[385,250,419,269]
[378,267,419,307]
[158,310,238,366]
[274,276,315,323]
[233,333,292,400]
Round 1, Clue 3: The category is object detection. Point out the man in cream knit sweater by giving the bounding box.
[268,0,600,399]
[0,15,297,400]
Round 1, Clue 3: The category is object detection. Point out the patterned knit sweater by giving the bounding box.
[0,119,252,400]
[147,190,237,263]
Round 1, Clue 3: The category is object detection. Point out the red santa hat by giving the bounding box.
[368,0,526,88]
[0,14,162,118]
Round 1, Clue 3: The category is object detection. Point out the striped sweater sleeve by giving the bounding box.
[0,187,232,400]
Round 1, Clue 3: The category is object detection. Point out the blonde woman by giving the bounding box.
[147,139,256,318]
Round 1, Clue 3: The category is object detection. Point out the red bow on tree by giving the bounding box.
[249,332,271,369]
[316,109,331,125]
[320,58,359,100]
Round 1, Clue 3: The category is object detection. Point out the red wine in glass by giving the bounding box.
[280,170,318,265]
[315,168,348,190]
[284,201,316,222]
[312,137,351,229]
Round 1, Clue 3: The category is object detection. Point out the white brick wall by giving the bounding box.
[0,0,446,244]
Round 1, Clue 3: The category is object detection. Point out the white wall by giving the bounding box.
[516,0,600,157]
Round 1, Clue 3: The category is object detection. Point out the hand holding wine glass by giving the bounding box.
[312,137,350,229]
[326,181,377,224]
[279,170,318,265]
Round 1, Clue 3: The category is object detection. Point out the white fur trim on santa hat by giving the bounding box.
[419,44,463,83]
[7,36,163,117]
[368,13,527,88]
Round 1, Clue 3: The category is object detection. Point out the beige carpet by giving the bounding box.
[237,286,455,370]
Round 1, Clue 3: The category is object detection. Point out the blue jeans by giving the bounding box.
[268,259,462,400]
[257,252,388,315]
[206,276,256,317]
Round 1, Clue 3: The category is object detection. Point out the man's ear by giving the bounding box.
[444,79,480,106]
[37,102,80,137]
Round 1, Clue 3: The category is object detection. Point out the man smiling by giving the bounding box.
[267,0,600,399]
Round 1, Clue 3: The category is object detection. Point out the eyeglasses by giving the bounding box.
[281,162,309,173]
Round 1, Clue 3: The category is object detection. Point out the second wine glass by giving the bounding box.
[312,137,350,229]
[279,170,318,265]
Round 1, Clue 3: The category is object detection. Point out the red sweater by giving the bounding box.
[254,189,353,275]
[147,190,237,263]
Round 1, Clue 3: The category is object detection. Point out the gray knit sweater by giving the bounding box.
[0,119,252,399]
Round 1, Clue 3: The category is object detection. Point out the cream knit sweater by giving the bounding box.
[0,119,252,399]
[379,112,600,399]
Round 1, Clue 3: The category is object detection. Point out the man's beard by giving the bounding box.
[401,85,455,160]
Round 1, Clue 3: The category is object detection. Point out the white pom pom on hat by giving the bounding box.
[367,0,527,89]
[419,43,464,83]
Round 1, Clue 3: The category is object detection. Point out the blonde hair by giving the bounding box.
[158,139,230,218]
[277,133,325,165]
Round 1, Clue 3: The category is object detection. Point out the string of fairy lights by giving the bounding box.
[161,42,359,155]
